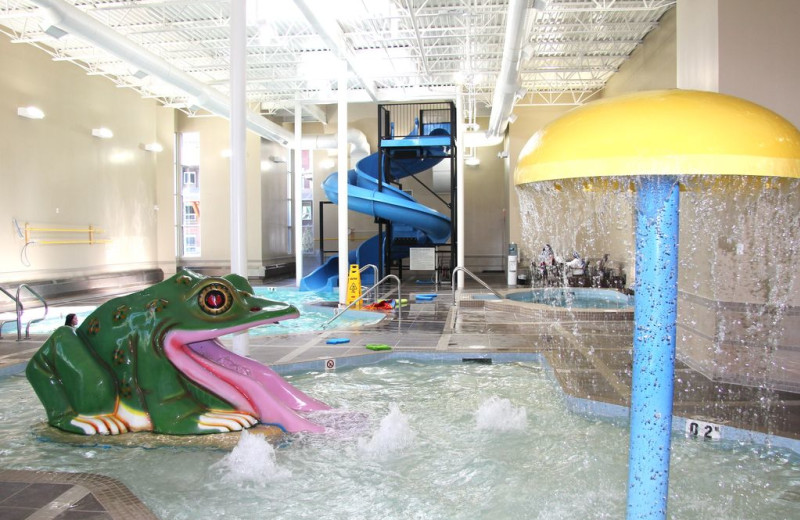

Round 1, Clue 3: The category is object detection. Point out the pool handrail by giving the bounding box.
[359,264,379,303]
[16,284,48,341]
[322,274,401,328]
[0,286,16,339]
[451,266,503,300]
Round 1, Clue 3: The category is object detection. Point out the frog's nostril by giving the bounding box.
[250,307,262,312]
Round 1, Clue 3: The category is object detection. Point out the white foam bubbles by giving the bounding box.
[475,396,528,431]
[211,429,291,485]
[358,403,416,457]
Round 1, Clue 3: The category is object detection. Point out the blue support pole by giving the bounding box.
[626,176,680,519]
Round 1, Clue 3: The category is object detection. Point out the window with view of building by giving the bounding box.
[179,133,201,257]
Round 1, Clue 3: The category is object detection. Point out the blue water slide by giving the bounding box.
[300,130,451,292]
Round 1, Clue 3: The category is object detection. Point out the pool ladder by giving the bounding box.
[322,265,401,328]
[449,267,503,331]
[0,284,49,340]
[450,266,503,300]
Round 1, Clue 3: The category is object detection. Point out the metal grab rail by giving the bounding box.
[0,287,16,339]
[359,264,379,303]
[451,266,504,300]
[323,274,401,328]
[16,284,48,340]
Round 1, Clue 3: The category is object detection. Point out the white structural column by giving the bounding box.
[294,102,304,287]
[337,59,349,305]
[455,85,465,289]
[229,0,248,354]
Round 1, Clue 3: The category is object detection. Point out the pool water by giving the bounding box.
[2,287,382,337]
[2,359,799,519]
[0,305,97,336]
[250,287,384,335]
[507,287,633,309]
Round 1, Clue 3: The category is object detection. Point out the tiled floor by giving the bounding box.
[0,470,158,519]
[1,273,798,519]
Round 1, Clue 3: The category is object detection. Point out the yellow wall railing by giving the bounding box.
[24,223,111,246]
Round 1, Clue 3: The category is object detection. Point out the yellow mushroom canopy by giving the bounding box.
[515,89,800,185]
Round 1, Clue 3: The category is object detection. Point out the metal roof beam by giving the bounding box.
[291,0,379,102]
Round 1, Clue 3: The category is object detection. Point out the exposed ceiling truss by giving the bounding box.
[0,0,675,124]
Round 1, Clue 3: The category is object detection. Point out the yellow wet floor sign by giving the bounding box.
[346,264,362,309]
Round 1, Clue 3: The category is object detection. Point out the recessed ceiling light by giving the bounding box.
[17,106,45,119]
[91,127,113,139]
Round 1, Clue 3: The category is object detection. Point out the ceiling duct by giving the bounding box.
[486,0,530,138]
[32,0,295,146]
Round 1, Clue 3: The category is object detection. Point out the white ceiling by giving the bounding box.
[1,0,675,125]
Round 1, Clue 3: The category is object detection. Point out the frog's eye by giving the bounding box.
[198,283,234,315]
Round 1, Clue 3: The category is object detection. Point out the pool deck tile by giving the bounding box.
[1,273,799,519]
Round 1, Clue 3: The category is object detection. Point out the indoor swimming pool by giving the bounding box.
[1,357,798,519]
[0,286,383,337]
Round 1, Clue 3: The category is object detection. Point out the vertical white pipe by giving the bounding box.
[229,0,248,355]
[337,59,349,305]
[294,102,304,287]
[455,85,465,289]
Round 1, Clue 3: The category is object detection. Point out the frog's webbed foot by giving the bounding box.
[59,401,153,435]
[197,410,258,433]
[69,414,130,435]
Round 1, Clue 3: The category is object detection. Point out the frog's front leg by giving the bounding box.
[26,327,136,435]
[197,410,259,433]
[143,385,258,435]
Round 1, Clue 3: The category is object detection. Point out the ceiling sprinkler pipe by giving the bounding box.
[301,128,371,157]
[486,0,529,138]
[463,131,504,148]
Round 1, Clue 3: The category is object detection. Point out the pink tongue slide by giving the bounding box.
[168,335,329,433]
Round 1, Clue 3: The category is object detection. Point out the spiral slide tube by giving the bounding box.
[300,134,451,292]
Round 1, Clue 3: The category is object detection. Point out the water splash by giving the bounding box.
[475,396,528,431]
[210,429,291,485]
[304,409,372,438]
[516,178,636,273]
[358,403,416,457]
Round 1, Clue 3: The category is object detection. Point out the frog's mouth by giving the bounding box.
[163,312,330,433]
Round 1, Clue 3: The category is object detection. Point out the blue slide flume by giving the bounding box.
[300,130,451,292]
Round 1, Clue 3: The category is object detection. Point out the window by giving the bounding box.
[183,169,197,187]
[288,150,316,255]
[184,235,199,255]
[183,203,198,224]
[179,132,201,257]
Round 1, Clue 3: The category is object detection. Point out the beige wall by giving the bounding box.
[677,0,800,127]
[718,0,800,126]
[676,0,719,92]
[463,130,506,271]
[260,139,292,263]
[1,31,280,284]
[0,33,162,284]
[605,6,678,97]
[154,107,178,277]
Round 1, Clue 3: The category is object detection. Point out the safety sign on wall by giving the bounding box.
[410,247,436,271]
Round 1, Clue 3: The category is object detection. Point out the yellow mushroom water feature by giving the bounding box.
[514,89,800,519]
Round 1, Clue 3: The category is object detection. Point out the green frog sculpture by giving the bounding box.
[26,270,329,435]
